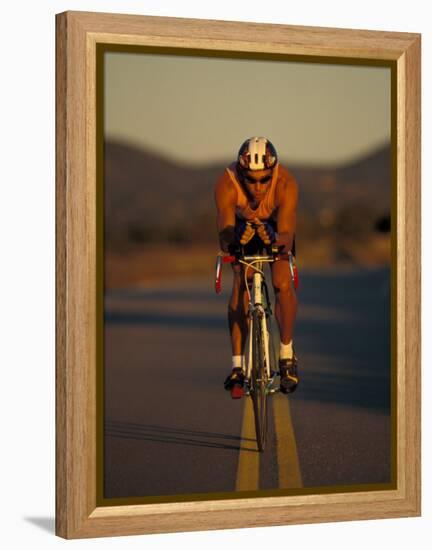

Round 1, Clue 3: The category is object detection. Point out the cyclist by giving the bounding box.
[214,136,299,397]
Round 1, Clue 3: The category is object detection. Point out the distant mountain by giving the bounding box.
[104,140,391,249]
[287,146,391,211]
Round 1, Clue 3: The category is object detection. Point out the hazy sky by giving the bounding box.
[105,52,391,167]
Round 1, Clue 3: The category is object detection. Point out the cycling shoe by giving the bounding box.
[279,356,299,394]
[224,367,245,399]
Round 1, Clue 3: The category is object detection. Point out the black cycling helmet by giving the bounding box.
[237,136,278,171]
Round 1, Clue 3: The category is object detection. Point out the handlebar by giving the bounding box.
[215,246,298,294]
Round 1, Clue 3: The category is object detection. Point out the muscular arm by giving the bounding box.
[214,173,237,252]
[274,167,298,252]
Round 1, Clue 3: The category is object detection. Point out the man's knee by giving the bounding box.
[273,277,295,296]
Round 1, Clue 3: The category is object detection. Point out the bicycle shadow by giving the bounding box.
[105,420,259,452]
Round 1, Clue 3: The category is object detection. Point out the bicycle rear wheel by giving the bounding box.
[250,309,269,452]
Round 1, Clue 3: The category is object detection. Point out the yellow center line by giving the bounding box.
[235,397,260,491]
[273,392,303,488]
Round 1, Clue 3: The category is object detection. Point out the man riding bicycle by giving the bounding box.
[214,136,299,396]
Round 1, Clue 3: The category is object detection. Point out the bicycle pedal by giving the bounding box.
[231,385,244,399]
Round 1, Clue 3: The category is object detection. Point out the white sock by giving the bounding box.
[232,355,245,370]
[280,341,294,360]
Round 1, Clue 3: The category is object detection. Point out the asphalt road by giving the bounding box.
[103,266,392,500]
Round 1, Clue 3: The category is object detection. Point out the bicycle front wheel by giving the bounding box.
[250,309,269,452]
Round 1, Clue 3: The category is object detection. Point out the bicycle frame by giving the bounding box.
[240,256,274,386]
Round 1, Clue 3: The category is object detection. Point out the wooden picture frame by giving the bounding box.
[56,10,421,539]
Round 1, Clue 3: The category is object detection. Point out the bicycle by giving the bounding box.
[215,240,298,452]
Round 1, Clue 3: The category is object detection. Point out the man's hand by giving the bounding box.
[235,221,256,245]
[254,218,276,245]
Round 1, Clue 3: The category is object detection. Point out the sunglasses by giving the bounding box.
[243,174,272,185]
